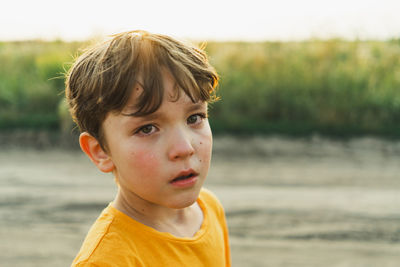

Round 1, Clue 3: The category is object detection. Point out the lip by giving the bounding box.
[170,169,199,188]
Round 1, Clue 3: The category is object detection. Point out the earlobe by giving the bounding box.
[79,132,115,173]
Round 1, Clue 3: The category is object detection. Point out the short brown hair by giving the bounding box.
[65,30,218,149]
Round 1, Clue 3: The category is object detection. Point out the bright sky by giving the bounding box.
[2,0,400,41]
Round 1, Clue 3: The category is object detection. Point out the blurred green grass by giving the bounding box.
[1,39,400,138]
[206,39,400,137]
[0,40,81,130]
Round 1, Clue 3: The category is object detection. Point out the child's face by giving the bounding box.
[101,70,212,209]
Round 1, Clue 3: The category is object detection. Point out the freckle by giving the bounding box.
[200,142,202,145]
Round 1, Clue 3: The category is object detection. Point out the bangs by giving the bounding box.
[113,32,218,116]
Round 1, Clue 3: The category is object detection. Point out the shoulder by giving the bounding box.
[73,256,143,267]
[73,261,102,267]
[199,188,225,217]
[72,204,142,267]
[199,187,221,203]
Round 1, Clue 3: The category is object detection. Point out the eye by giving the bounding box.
[135,124,157,136]
[187,113,206,125]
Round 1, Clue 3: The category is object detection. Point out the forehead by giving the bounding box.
[122,69,201,116]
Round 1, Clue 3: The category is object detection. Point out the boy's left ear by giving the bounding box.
[79,132,115,173]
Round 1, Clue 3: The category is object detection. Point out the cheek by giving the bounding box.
[132,149,161,175]
[198,131,213,164]
[202,141,212,162]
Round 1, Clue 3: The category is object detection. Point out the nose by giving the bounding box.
[168,127,195,161]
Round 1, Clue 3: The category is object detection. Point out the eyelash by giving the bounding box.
[134,113,207,136]
[135,124,157,136]
[187,113,207,125]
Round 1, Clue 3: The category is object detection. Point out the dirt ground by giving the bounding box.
[1,136,400,267]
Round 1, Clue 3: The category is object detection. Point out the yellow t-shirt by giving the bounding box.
[72,188,231,267]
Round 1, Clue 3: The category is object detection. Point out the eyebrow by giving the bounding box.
[186,102,207,113]
[122,102,207,120]
[122,110,161,122]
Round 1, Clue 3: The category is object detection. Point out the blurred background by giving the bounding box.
[1,0,400,266]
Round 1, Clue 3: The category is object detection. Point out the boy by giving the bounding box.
[65,30,231,266]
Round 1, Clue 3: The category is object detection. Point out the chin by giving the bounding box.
[168,193,199,210]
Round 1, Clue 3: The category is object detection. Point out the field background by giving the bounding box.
[1,40,400,266]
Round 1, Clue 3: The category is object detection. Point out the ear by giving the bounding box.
[79,132,115,173]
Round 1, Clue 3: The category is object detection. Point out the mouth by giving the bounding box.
[172,173,196,182]
[170,169,199,187]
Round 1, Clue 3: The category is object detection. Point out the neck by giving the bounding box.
[112,187,203,237]
[113,187,182,222]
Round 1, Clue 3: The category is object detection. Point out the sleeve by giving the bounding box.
[200,188,232,266]
[221,206,231,267]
